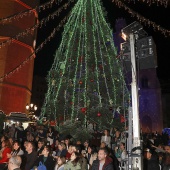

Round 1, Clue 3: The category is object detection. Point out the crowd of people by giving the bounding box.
[0,122,170,170]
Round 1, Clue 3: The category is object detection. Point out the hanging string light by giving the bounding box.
[121,0,169,7]
[0,14,70,81]
[0,0,65,24]
[0,0,75,48]
[112,0,170,37]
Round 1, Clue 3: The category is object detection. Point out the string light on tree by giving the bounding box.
[39,0,130,130]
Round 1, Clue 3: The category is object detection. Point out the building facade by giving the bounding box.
[0,0,39,115]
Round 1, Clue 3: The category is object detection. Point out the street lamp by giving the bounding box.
[26,103,37,119]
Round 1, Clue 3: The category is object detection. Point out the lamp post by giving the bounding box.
[26,103,37,121]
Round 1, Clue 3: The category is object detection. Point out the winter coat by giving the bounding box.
[54,164,64,170]
[15,126,24,140]
[64,160,81,170]
[0,147,11,163]
[11,148,24,156]
[34,155,55,170]
[163,164,170,170]
[22,151,37,170]
[91,156,114,170]
[143,156,160,170]
[55,149,67,157]
[86,153,97,166]
[79,157,88,170]
[101,136,111,148]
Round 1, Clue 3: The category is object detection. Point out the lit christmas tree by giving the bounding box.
[39,0,130,134]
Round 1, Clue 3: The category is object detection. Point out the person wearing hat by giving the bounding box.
[143,148,160,170]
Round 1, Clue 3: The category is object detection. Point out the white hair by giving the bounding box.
[9,155,22,167]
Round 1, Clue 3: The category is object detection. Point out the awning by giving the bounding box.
[6,112,30,122]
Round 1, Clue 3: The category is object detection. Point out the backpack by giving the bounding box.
[31,161,47,170]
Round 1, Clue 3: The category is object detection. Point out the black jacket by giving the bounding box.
[91,156,114,170]
[143,156,160,170]
[34,155,55,170]
[22,151,37,170]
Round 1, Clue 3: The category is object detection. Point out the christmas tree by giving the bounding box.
[39,0,130,133]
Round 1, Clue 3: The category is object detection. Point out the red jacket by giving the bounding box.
[0,147,11,164]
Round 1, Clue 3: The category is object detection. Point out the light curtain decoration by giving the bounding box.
[121,0,168,7]
[112,0,170,36]
[0,0,75,48]
[0,14,70,81]
[0,0,66,24]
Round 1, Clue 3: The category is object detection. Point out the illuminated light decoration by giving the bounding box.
[81,107,87,113]
[0,0,75,49]
[39,0,130,129]
[112,0,170,37]
[97,112,101,117]
[26,103,38,122]
[121,0,169,7]
[79,80,83,84]
[0,13,70,81]
[120,114,126,123]
[0,0,65,24]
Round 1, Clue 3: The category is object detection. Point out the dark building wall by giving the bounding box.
[138,69,163,133]
[31,75,48,116]
[160,79,170,127]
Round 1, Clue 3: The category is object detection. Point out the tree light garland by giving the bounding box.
[112,0,170,37]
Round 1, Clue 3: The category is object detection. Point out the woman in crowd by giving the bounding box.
[33,145,55,170]
[0,139,12,169]
[7,140,24,158]
[47,127,54,146]
[8,137,14,147]
[64,152,81,170]
[26,132,34,142]
[53,139,59,152]
[55,156,66,170]
[23,140,29,153]
[54,142,67,159]
[37,140,45,156]
[101,129,111,148]
[66,145,73,160]
[115,142,127,162]
[0,135,8,148]
[85,145,97,168]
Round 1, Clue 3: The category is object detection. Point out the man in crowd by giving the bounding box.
[23,141,37,170]
[164,145,170,153]
[91,148,113,170]
[8,156,22,170]
[143,148,160,170]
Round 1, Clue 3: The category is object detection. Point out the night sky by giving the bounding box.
[35,0,170,80]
